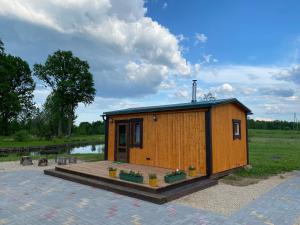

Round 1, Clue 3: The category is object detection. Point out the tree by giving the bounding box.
[202,92,216,101]
[0,54,35,135]
[0,38,4,55]
[34,50,96,136]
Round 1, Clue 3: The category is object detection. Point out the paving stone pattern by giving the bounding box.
[0,171,300,225]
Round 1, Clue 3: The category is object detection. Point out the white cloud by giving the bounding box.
[274,64,300,85]
[0,0,191,97]
[254,117,274,122]
[162,2,168,9]
[195,33,207,44]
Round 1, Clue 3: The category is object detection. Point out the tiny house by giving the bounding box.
[103,95,252,177]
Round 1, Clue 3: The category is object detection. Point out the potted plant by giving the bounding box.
[148,173,158,187]
[188,165,197,177]
[119,170,144,183]
[164,169,187,183]
[108,167,117,178]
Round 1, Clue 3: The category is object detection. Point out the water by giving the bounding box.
[29,144,104,156]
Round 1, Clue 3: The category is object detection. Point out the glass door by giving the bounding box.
[116,122,129,162]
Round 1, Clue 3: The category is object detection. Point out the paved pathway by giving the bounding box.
[0,170,300,225]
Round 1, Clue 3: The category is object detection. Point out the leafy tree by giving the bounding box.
[34,50,96,136]
[202,92,216,101]
[0,54,35,135]
[0,38,4,55]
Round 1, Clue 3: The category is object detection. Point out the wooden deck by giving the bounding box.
[55,161,204,189]
[45,161,218,204]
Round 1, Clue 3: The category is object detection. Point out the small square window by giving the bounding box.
[232,119,241,140]
[130,118,143,148]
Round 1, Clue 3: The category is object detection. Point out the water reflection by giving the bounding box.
[29,144,104,156]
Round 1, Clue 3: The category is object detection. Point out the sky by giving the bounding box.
[0,0,300,123]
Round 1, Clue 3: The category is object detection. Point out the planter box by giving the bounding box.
[119,173,143,183]
[164,173,186,183]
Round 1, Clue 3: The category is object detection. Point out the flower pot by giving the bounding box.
[109,170,117,178]
[188,169,197,177]
[149,178,158,187]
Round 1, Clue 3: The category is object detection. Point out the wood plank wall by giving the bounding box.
[211,103,247,173]
[107,110,207,175]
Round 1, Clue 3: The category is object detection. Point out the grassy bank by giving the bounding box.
[0,135,104,148]
[227,129,300,180]
[0,152,104,163]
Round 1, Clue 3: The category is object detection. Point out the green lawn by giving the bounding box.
[0,135,104,148]
[232,129,300,178]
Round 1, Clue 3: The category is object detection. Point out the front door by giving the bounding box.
[115,121,129,162]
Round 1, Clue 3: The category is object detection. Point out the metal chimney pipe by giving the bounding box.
[191,80,197,103]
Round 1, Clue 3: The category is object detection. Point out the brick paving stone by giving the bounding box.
[0,170,300,225]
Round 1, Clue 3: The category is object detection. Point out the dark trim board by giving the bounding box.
[104,116,109,160]
[245,113,249,165]
[209,165,246,179]
[205,108,213,176]
[44,168,218,204]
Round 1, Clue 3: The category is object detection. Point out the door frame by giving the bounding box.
[114,120,130,162]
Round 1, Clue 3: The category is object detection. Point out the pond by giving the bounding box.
[29,144,104,156]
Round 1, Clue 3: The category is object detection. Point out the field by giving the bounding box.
[1,130,300,180]
[0,135,104,148]
[227,129,300,181]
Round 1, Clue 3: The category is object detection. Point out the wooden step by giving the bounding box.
[44,168,218,204]
[45,169,167,204]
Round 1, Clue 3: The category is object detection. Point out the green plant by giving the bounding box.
[119,170,144,183]
[120,170,143,178]
[164,169,187,183]
[165,169,186,178]
[108,167,117,171]
[188,165,196,170]
[13,130,30,142]
[149,173,157,179]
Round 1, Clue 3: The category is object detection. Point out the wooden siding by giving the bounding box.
[107,110,207,175]
[211,103,247,173]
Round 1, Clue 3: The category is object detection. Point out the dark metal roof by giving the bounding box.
[103,98,252,116]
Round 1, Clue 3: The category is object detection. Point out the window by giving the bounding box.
[130,118,143,148]
[232,119,241,140]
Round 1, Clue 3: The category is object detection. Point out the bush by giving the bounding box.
[14,130,30,142]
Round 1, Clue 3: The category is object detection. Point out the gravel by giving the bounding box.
[174,172,295,216]
[295,217,300,225]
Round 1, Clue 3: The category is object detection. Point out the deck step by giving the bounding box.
[45,169,167,204]
[44,169,218,204]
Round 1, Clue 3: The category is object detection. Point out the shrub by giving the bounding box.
[13,130,30,142]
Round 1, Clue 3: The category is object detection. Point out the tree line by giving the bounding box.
[248,119,300,130]
[0,38,98,138]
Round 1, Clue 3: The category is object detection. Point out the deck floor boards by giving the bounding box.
[55,161,204,189]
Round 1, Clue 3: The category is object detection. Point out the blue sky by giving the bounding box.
[0,0,299,123]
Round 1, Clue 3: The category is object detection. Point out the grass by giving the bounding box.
[0,152,104,163]
[0,135,104,148]
[225,129,300,182]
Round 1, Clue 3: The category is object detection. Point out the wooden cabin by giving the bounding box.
[103,98,252,177]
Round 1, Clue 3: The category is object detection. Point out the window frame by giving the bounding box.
[130,118,143,148]
[232,119,241,140]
